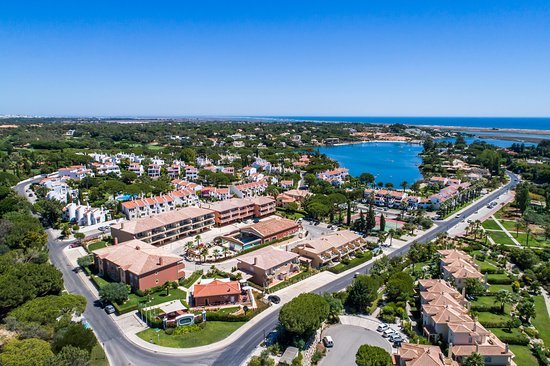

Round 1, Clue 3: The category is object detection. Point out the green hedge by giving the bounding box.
[496,333,529,346]
[480,267,505,274]
[471,304,502,313]
[487,277,513,285]
[479,320,509,328]
[327,252,374,274]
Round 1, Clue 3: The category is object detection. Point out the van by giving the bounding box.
[322,336,334,348]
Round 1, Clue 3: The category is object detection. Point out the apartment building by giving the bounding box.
[185,165,198,180]
[202,197,275,226]
[419,278,514,365]
[396,344,457,366]
[62,202,110,227]
[292,230,366,268]
[201,187,231,201]
[237,246,300,287]
[316,167,349,185]
[147,164,162,178]
[111,207,215,246]
[58,165,94,181]
[166,164,181,178]
[128,163,144,176]
[92,162,121,176]
[39,177,78,203]
[93,239,184,291]
[121,195,176,219]
[438,249,484,290]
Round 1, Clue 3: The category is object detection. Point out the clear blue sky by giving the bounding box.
[1,1,549,117]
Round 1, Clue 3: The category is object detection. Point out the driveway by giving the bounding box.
[320,324,392,366]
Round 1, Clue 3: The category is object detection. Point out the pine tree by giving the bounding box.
[379,214,386,232]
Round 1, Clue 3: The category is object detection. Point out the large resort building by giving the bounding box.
[201,197,276,226]
[93,239,184,291]
[292,230,366,268]
[110,207,215,246]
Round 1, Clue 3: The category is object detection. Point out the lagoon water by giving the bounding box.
[318,142,423,187]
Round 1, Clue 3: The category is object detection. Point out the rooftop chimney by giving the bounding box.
[121,222,124,230]
[114,237,119,245]
[448,343,453,359]
[159,257,163,266]
[253,257,257,265]
[505,343,509,354]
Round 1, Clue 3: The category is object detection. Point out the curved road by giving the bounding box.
[15,172,518,366]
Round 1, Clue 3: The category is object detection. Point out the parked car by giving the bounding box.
[104,305,116,314]
[389,334,404,342]
[383,328,397,338]
[393,340,403,348]
[377,323,389,332]
[455,214,461,218]
[267,295,281,304]
[354,272,361,278]
[322,336,334,348]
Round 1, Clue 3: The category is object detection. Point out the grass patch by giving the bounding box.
[87,241,109,252]
[476,311,510,324]
[487,231,516,246]
[532,295,550,345]
[89,344,109,366]
[180,271,202,288]
[116,288,188,314]
[515,233,550,248]
[487,284,513,292]
[509,345,538,366]
[498,220,524,233]
[327,251,374,274]
[137,321,245,348]
[482,219,503,231]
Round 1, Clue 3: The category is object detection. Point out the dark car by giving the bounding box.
[104,305,116,314]
[267,295,281,304]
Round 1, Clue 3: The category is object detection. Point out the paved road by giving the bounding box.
[14,172,518,366]
[320,324,392,366]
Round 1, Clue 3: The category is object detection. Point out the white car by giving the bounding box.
[383,328,397,338]
[377,323,389,332]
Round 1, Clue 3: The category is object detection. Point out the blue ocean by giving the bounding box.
[247,116,550,130]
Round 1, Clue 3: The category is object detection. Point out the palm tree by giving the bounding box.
[200,247,209,262]
[222,246,229,258]
[514,221,522,238]
[400,181,408,192]
[494,289,517,314]
[185,241,194,256]
[463,352,484,366]
[213,248,222,260]
[195,235,202,246]
[525,226,532,247]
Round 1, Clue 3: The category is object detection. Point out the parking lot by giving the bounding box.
[320,324,392,366]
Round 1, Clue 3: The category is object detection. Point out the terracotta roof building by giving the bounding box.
[192,279,243,307]
[396,344,458,366]
[292,230,366,268]
[111,207,215,246]
[237,246,300,287]
[202,197,275,226]
[93,239,184,291]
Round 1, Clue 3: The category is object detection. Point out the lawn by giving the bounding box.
[509,345,538,366]
[137,321,245,348]
[487,231,516,246]
[180,271,202,288]
[515,233,550,248]
[498,220,524,233]
[487,284,513,292]
[87,241,109,252]
[532,295,550,345]
[482,219,503,231]
[487,273,512,282]
[89,344,109,366]
[476,311,510,324]
[117,288,188,313]
[475,259,500,273]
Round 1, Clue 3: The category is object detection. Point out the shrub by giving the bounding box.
[478,320,509,328]
[496,333,529,345]
[524,327,539,338]
[173,323,204,335]
[470,304,502,313]
[311,349,325,365]
[164,328,174,335]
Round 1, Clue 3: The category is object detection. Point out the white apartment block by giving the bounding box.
[63,202,110,227]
